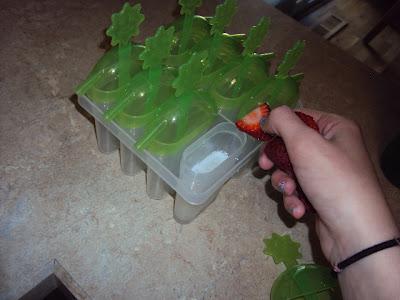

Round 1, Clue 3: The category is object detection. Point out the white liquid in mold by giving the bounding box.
[191,150,229,174]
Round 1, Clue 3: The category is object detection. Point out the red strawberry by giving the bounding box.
[295,111,319,132]
[235,103,272,141]
[235,103,319,213]
[263,137,315,212]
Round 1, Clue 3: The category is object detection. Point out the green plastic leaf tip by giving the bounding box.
[263,233,302,269]
[210,0,237,35]
[106,3,145,46]
[277,40,305,77]
[140,26,175,69]
[243,17,270,56]
[179,0,202,15]
[172,51,207,97]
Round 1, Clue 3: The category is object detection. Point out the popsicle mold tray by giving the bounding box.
[76,1,305,223]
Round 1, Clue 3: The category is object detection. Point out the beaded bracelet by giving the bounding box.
[333,238,400,273]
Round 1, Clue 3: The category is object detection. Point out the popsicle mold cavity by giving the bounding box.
[179,122,246,196]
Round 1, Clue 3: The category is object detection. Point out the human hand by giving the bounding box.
[259,106,399,265]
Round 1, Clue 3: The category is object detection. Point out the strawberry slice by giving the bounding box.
[295,111,319,132]
[235,103,272,141]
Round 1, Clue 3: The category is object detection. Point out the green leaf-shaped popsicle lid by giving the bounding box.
[276,40,305,78]
[173,51,207,97]
[263,233,302,269]
[210,0,237,35]
[179,0,202,15]
[106,2,145,46]
[140,26,175,69]
[265,233,341,300]
[242,17,270,56]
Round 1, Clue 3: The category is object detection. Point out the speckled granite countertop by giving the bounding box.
[1,0,399,299]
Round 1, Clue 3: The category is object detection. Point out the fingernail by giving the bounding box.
[278,180,285,193]
[288,207,295,215]
[289,206,300,217]
[259,117,267,131]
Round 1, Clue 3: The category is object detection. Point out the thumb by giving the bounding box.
[261,106,317,146]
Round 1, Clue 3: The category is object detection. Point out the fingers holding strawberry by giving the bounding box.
[236,104,319,213]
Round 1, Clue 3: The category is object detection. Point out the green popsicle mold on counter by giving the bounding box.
[76,0,308,223]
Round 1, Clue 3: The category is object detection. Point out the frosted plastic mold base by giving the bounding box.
[95,119,119,153]
[79,95,261,222]
[120,141,144,176]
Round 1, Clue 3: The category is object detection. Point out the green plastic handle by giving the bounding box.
[140,26,175,70]
[207,33,223,70]
[106,3,145,87]
[145,66,162,111]
[263,233,302,270]
[210,0,237,35]
[118,43,131,87]
[207,0,237,67]
[276,40,305,78]
[232,55,252,97]
[174,92,194,140]
[178,0,203,53]
[173,51,207,96]
[231,17,270,97]
[242,17,270,56]
[179,12,194,53]
[139,26,175,110]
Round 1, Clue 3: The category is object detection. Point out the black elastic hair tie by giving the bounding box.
[333,238,400,273]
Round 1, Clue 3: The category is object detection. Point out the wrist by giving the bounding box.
[337,245,400,300]
[333,216,399,265]
[326,190,399,265]
[334,238,400,273]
